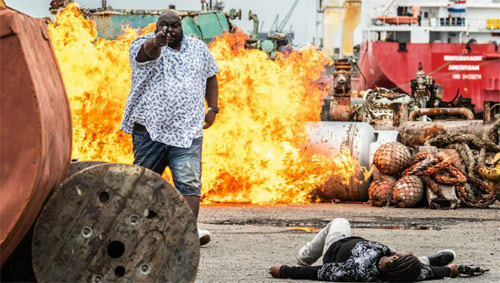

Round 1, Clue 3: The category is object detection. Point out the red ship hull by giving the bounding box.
[353,42,500,111]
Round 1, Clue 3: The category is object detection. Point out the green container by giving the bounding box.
[87,9,232,42]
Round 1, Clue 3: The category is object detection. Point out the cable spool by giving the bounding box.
[373,142,412,175]
[32,163,199,282]
[368,175,396,207]
[392,175,425,208]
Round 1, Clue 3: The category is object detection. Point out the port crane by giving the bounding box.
[269,0,299,34]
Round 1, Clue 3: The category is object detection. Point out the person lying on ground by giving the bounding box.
[269,218,486,282]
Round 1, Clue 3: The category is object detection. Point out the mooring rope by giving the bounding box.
[421,120,500,207]
[403,152,466,198]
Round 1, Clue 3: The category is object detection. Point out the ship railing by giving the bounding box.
[452,18,500,31]
[370,16,498,32]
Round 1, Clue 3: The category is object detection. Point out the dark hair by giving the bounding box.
[383,254,421,282]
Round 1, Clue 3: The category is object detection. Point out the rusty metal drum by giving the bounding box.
[32,164,200,282]
[305,122,376,201]
[0,8,72,264]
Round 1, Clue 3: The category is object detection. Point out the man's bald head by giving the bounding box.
[159,10,180,22]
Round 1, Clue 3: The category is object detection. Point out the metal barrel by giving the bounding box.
[0,8,72,264]
[305,122,377,201]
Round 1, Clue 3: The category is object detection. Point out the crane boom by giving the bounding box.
[270,14,279,32]
[276,0,299,33]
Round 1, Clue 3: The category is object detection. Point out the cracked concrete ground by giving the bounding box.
[196,203,500,282]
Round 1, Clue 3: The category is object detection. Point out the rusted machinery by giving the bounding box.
[312,59,499,204]
[322,59,353,121]
[0,7,72,265]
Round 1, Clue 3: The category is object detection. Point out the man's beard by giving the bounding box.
[168,35,183,47]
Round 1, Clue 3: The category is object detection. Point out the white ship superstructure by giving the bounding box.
[317,0,500,57]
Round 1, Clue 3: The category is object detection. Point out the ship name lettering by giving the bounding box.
[443,55,483,61]
[448,65,480,71]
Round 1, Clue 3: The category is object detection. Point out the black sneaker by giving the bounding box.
[426,250,456,266]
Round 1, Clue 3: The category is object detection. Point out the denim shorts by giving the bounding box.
[132,124,202,196]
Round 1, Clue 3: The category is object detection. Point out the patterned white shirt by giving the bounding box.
[121,33,219,148]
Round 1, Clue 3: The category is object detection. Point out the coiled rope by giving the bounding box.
[422,120,500,207]
[403,152,466,199]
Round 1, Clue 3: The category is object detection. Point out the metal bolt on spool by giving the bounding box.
[92,274,104,283]
[128,214,141,226]
[139,263,151,275]
[81,226,93,238]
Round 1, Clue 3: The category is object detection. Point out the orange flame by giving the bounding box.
[49,3,364,204]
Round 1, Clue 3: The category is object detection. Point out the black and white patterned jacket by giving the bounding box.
[279,239,449,282]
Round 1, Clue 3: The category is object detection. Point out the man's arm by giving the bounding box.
[275,261,360,281]
[203,75,218,129]
[270,265,321,280]
[136,30,169,63]
[418,264,455,280]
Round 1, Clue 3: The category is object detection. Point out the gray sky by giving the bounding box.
[5,0,318,46]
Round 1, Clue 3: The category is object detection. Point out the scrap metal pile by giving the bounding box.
[369,120,500,209]
[320,59,500,209]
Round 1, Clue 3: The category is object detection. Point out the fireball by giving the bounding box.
[49,3,363,204]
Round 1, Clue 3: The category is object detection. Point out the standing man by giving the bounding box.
[121,10,219,246]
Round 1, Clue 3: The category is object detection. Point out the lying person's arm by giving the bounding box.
[418,264,457,280]
[270,260,361,281]
[278,265,322,280]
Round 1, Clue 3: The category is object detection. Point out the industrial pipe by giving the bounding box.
[409,108,474,121]
[397,120,485,147]
[248,10,259,39]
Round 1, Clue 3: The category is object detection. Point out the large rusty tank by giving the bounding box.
[0,7,72,264]
[305,122,400,201]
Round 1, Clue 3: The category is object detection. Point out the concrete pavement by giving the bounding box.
[196,203,500,282]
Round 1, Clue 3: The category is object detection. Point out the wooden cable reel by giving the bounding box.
[32,163,199,282]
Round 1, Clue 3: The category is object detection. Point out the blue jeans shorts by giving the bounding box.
[132,124,202,196]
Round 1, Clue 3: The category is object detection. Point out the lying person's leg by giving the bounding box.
[296,218,351,266]
[418,250,456,266]
[323,218,352,256]
[296,223,330,265]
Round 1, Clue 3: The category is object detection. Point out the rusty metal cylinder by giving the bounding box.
[0,8,72,264]
[305,122,376,201]
[397,120,486,147]
[409,107,474,121]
